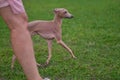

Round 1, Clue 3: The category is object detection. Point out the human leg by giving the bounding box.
[0,6,42,80]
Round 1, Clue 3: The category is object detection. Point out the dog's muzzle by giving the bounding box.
[65,15,74,19]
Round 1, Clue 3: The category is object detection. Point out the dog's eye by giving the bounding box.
[64,11,67,14]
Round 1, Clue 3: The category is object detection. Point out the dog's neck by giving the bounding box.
[53,15,62,27]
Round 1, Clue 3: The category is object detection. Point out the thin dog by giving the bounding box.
[11,8,76,69]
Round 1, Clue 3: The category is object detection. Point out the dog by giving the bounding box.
[11,8,76,69]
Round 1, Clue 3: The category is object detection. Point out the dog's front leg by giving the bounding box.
[57,40,76,58]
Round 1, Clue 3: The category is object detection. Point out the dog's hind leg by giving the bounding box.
[46,40,52,65]
[11,55,16,69]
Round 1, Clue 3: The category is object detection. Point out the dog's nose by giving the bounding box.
[71,15,74,18]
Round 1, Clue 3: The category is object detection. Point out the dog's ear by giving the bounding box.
[54,8,59,13]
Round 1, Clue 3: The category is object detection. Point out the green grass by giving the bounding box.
[0,0,120,80]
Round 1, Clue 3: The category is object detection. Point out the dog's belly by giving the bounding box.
[40,33,55,40]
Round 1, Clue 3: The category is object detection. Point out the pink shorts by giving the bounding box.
[0,0,25,14]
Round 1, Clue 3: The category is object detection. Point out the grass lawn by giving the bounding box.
[0,0,120,80]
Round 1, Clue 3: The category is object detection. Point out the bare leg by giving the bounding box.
[57,40,76,58]
[0,6,42,80]
[46,40,52,65]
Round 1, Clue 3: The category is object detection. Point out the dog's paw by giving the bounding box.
[43,78,50,80]
[72,56,77,59]
[37,63,42,67]
[37,62,50,68]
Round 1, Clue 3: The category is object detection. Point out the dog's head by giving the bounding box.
[54,8,73,19]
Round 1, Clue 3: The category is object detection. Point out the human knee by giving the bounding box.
[15,13,28,30]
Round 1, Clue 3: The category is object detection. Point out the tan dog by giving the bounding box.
[11,8,76,69]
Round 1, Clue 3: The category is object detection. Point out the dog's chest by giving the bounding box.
[40,33,55,40]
